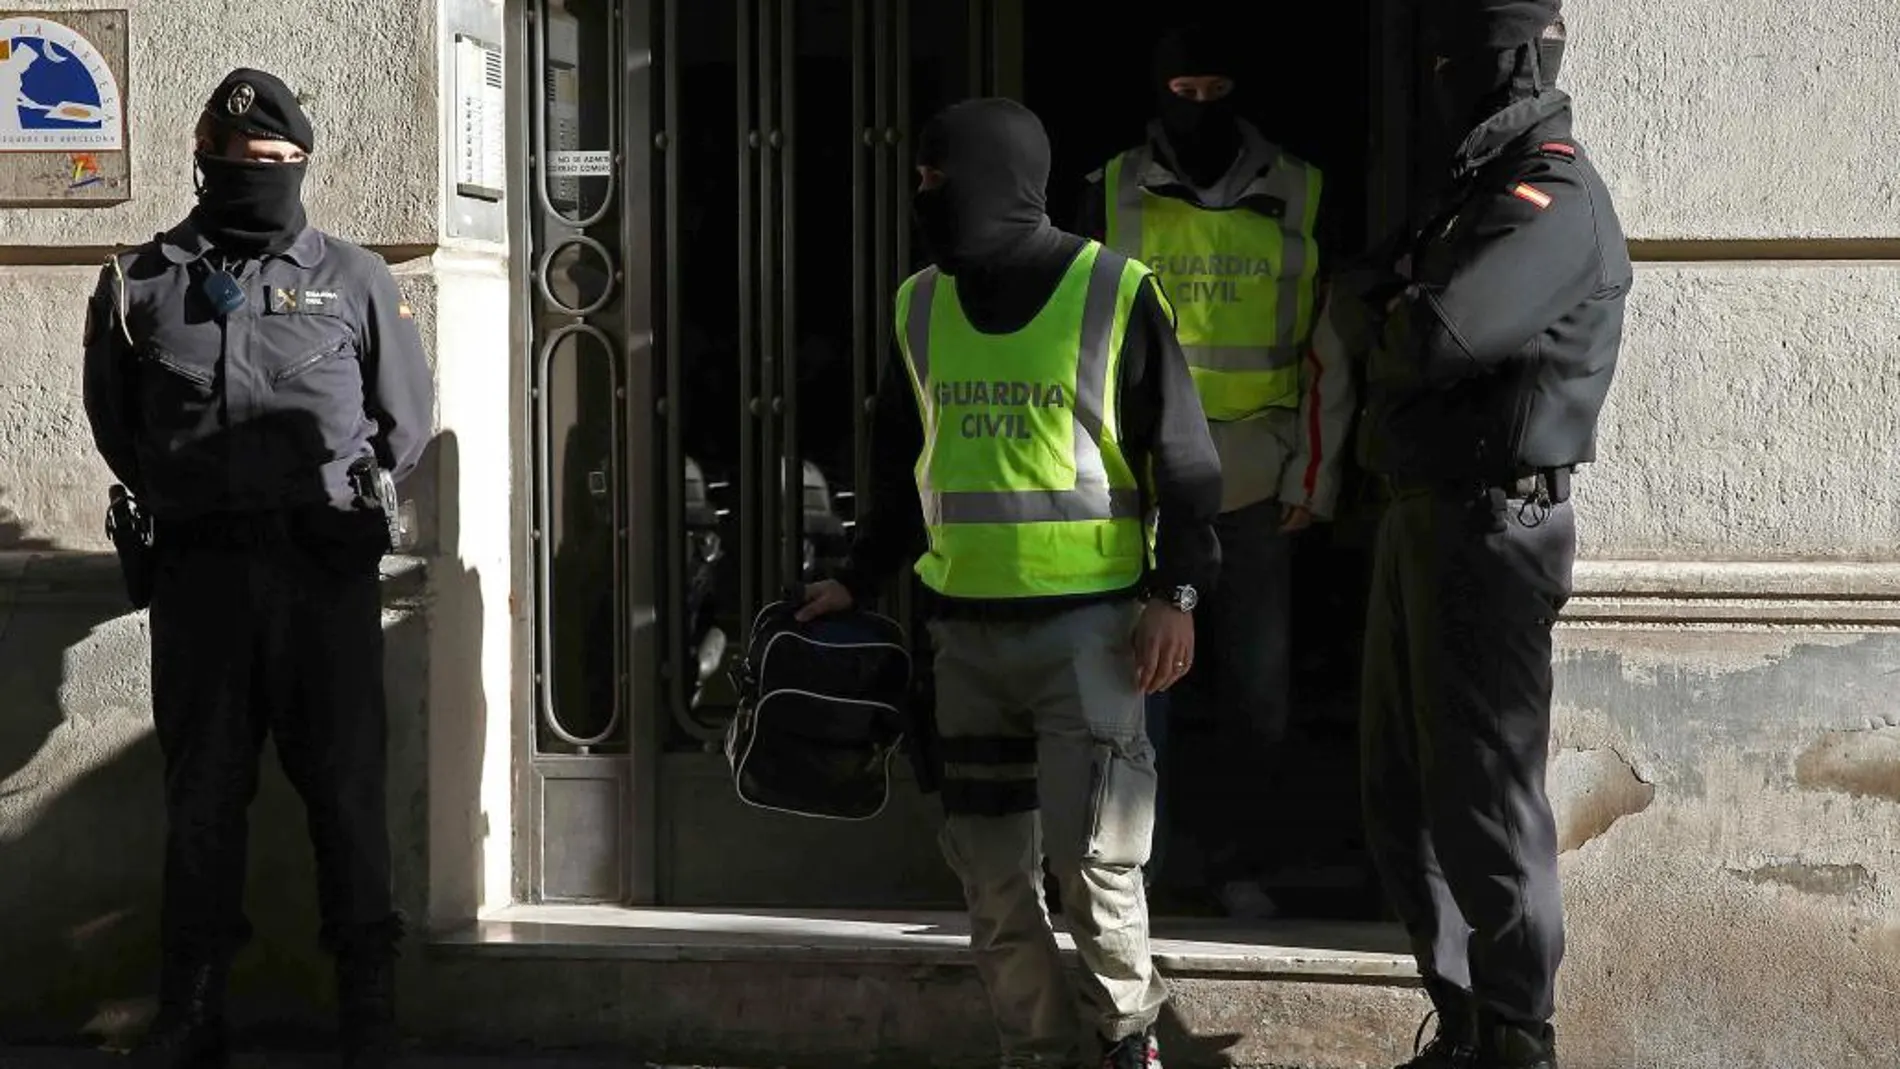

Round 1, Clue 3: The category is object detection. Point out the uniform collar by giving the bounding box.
[1141,119,1284,208]
[1452,89,1573,176]
[159,220,326,268]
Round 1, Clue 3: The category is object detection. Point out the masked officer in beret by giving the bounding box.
[81,69,432,1069]
[1354,4,1629,1068]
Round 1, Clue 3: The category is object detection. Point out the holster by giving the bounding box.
[105,485,156,610]
[347,458,404,551]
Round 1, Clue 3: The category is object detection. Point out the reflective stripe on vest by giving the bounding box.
[895,242,1150,600]
[1104,146,1323,422]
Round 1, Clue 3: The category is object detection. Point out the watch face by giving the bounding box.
[1174,586,1199,613]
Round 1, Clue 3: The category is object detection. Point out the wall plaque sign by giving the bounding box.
[0,10,130,206]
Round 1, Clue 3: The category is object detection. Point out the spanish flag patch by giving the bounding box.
[1511,183,1553,210]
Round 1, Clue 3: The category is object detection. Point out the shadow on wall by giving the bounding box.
[0,430,482,1051]
[409,428,491,936]
[0,498,60,549]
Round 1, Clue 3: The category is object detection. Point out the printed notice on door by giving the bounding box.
[548,150,612,178]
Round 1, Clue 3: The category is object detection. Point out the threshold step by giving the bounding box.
[432,905,1418,981]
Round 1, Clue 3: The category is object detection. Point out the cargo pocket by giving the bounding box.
[1083,742,1157,867]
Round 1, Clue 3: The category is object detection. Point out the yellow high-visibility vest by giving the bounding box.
[1104,146,1323,422]
[894,241,1153,599]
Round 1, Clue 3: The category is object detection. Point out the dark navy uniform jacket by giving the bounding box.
[82,221,434,522]
[1360,89,1632,482]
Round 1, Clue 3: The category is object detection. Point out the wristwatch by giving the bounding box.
[1154,584,1199,614]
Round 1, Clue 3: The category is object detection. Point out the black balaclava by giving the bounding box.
[1430,0,1562,133]
[1151,23,1242,188]
[191,69,316,256]
[914,98,1055,277]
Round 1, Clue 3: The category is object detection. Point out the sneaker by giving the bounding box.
[1216,879,1279,921]
[1101,1030,1162,1069]
[1395,1011,1475,1069]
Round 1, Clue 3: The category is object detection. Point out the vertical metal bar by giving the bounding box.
[737,0,759,634]
[778,0,799,586]
[966,0,985,99]
[990,0,1025,101]
[755,0,780,604]
[1374,0,1417,242]
[890,0,915,639]
[508,0,540,906]
[894,0,912,278]
[871,3,891,398]
[644,0,680,903]
[851,0,871,519]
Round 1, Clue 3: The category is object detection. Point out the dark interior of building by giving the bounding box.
[533,0,1395,919]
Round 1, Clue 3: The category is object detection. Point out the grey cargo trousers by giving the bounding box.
[1360,485,1576,1029]
[930,599,1167,1066]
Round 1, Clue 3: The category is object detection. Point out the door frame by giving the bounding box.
[510,0,1421,909]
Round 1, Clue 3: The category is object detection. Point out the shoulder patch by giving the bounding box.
[1511,183,1553,210]
[1539,141,1577,157]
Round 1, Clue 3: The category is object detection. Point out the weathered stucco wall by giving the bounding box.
[1566,0,1900,241]
[1576,263,1900,561]
[0,0,441,248]
[1548,623,1900,1069]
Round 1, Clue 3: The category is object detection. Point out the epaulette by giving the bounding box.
[104,249,135,348]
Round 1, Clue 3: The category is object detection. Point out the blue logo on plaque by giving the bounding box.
[0,17,123,151]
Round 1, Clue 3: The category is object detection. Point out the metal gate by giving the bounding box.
[520,0,1016,906]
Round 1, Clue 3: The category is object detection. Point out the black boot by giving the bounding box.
[1396,1009,1476,1069]
[334,916,404,1069]
[336,945,398,1069]
[1476,1018,1557,1069]
[134,961,230,1069]
[1101,1029,1161,1069]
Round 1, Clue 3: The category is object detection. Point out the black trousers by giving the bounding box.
[1359,487,1575,1028]
[1168,497,1295,883]
[148,520,395,970]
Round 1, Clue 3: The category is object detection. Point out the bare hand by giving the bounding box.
[796,579,855,622]
[1280,505,1315,533]
[1133,601,1196,695]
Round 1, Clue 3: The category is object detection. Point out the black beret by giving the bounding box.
[204,68,315,154]
[1432,0,1561,55]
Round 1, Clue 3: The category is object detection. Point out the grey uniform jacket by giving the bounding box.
[1081,120,1357,518]
[82,221,434,522]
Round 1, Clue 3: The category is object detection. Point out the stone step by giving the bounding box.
[419,907,1430,1069]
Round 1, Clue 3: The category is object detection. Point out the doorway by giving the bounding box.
[1021,1,1387,920]
[520,0,1413,918]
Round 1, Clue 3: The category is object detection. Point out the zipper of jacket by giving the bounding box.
[272,343,346,386]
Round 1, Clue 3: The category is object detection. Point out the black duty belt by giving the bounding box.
[1382,467,1572,505]
[158,507,369,550]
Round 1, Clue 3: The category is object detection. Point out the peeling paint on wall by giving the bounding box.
[1549,747,1657,853]
[1795,729,1900,805]
[1729,861,1875,898]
